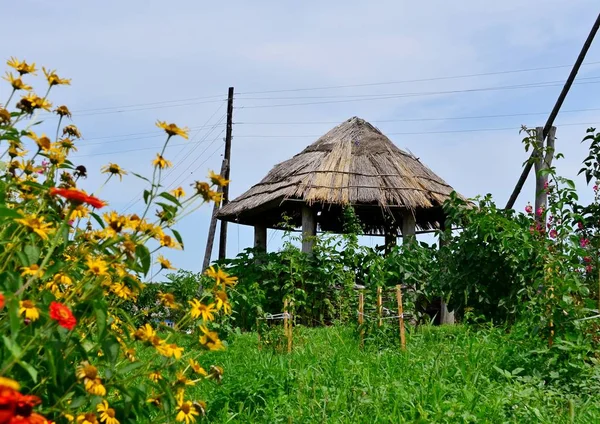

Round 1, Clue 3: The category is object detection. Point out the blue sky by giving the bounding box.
[4,0,600,276]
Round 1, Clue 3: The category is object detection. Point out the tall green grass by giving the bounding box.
[178,325,599,423]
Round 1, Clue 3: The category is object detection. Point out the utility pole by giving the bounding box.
[533,126,556,223]
[218,87,234,261]
[505,12,600,209]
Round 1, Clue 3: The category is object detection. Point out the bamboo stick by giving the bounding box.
[358,291,364,349]
[396,285,406,351]
[377,286,383,327]
[257,317,261,351]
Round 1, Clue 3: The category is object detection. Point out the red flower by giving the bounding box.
[549,229,557,239]
[578,222,584,230]
[525,204,533,214]
[586,264,593,273]
[49,187,106,209]
[49,302,77,330]
[0,293,4,310]
[584,256,592,263]
[580,238,591,248]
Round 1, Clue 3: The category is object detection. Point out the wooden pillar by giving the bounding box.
[401,211,416,244]
[301,205,317,254]
[254,225,267,252]
[534,126,556,223]
[439,218,454,325]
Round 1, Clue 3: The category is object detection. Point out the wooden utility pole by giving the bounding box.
[218,87,234,261]
[505,13,600,209]
[533,126,556,222]
[202,158,228,271]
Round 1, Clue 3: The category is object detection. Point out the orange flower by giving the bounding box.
[49,187,106,209]
[49,301,77,330]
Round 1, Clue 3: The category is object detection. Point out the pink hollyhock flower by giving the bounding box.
[584,256,592,263]
[594,185,598,192]
[525,204,533,214]
[549,229,557,239]
[578,222,584,230]
[586,264,593,273]
[536,206,544,217]
[580,238,591,248]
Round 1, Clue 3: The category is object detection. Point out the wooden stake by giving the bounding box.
[377,286,383,327]
[284,299,291,353]
[396,285,406,351]
[358,291,364,349]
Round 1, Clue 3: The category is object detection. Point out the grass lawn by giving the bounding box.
[176,325,599,423]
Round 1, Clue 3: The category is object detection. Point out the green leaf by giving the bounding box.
[0,207,21,218]
[2,335,22,357]
[95,301,108,341]
[24,245,40,265]
[171,229,184,247]
[8,298,20,340]
[131,172,151,183]
[102,336,120,366]
[18,360,38,383]
[158,192,181,206]
[136,245,151,275]
[118,361,144,376]
[90,212,105,228]
[143,190,151,205]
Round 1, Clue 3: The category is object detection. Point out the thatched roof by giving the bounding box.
[217,117,465,235]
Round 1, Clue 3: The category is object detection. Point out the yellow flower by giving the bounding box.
[188,358,207,376]
[175,371,195,387]
[171,186,186,199]
[19,300,40,321]
[0,107,10,125]
[152,154,172,169]
[76,361,99,381]
[208,170,229,187]
[208,365,224,382]
[85,377,106,396]
[156,121,189,139]
[43,67,71,86]
[97,400,119,424]
[205,266,237,287]
[148,371,162,382]
[63,124,82,138]
[160,234,181,249]
[103,211,127,234]
[199,326,224,351]
[133,323,156,341]
[158,291,178,309]
[7,57,36,75]
[8,143,27,158]
[27,131,52,151]
[58,137,77,153]
[157,255,176,270]
[16,93,52,113]
[54,105,72,118]
[70,205,89,221]
[155,341,184,360]
[110,282,133,300]
[214,290,232,315]
[175,392,199,424]
[0,377,20,390]
[188,300,216,321]
[86,257,108,276]
[101,163,127,181]
[77,413,99,424]
[21,264,43,278]
[3,72,32,90]
[54,273,73,285]
[47,148,66,165]
[15,213,54,240]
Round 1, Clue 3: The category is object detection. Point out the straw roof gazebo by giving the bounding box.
[217,116,464,253]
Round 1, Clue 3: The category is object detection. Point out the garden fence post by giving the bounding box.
[396,285,406,351]
[358,291,364,349]
[284,299,292,353]
[377,286,383,327]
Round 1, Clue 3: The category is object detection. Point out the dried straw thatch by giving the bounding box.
[217,117,465,235]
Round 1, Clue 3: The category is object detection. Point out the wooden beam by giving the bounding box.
[301,205,317,254]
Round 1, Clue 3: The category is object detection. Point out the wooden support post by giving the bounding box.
[534,126,556,222]
[396,285,406,351]
[402,211,416,245]
[218,87,235,261]
[202,158,228,271]
[284,299,292,353]
[358,291,364,349]
[439,220,455,325]
[377,286,383,327]
[254,225,267,252]
[301,205,317,254]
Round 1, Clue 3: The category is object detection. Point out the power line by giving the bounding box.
[83,123,226,144]
[236,79,600,109]
[235,60,600,95]
[235,107,600,126]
